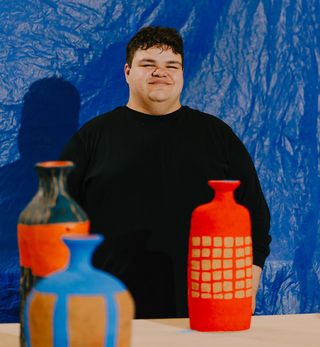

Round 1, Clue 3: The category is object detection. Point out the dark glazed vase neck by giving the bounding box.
[208,180,240,203]
[35,161,73,197]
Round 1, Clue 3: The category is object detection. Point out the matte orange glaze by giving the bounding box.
[68,295,106,347]
[36,161,74,168]
[29,292,56,347]
[18,221,89,276]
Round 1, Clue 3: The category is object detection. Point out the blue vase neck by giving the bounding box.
[63,235,103,272]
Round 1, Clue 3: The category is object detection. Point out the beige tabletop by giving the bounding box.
[0,313,319,347]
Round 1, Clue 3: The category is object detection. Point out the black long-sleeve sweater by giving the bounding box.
[60,105,271,318]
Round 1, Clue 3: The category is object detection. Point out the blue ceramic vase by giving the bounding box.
[24,234,134,347]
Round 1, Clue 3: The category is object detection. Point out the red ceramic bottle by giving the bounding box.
[188,180,252,331]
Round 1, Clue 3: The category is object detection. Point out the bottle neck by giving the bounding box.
[36,167,70,197]
[64,236,103,272]
[214,190,236,204]
[208,180,240,204]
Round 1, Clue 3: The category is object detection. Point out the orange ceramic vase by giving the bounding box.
[188,180,252,331]
[17,161,89,347]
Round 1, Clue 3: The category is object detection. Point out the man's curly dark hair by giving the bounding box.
[126,26,184,67]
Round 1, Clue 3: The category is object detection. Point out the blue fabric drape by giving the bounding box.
[0,0,319,322]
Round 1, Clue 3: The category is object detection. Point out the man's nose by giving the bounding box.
[151,67,167,77]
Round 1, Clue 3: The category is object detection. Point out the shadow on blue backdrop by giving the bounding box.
[0,77,80,322]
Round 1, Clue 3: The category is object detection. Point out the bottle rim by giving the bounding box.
[35,160,74,168]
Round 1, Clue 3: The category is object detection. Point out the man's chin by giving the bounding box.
[148,92,170,102]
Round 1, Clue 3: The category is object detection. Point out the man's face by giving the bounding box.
[124,46,184,113]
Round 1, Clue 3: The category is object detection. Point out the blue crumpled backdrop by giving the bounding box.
[0,0,319,322]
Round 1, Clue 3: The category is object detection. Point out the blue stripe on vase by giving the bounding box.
[53,294,67,347]
[24,290,33,347]
[106,292,118,347]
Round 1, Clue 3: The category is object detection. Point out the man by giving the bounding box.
[60,26,271,318]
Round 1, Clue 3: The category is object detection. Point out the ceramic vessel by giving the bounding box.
[188,180,252,331]
[17,161,89,347]
[25,234,135,347]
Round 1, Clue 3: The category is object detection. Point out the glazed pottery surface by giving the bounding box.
[188,180,252,331]
[25,235,134,347]
[17,161,89,347]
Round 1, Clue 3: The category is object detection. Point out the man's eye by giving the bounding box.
[167,66,178,69]
[142,64,155,67]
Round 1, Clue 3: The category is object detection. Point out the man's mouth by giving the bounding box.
[149,81,171,85]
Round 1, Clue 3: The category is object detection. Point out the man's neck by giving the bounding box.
[126,100,181,116]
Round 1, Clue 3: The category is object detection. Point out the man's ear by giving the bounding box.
[124,63,130,82]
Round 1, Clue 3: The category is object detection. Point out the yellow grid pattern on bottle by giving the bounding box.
[191,236,252,299]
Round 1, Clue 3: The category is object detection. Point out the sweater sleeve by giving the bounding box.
[224,126,271,268]
[59,132,89,207]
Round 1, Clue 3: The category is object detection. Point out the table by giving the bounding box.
[0,314,319,347]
